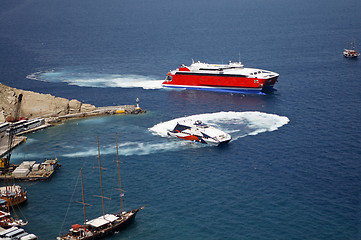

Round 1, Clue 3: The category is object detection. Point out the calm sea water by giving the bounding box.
[1,0,361,239]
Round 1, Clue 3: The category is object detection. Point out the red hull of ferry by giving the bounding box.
[162,61,279,94]
[163,73,277,89]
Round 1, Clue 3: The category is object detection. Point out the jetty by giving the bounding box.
[49,104,145,123]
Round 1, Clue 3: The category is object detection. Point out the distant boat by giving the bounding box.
[57,135,144,240]
[343,40,360,58]
[167,119,232,145]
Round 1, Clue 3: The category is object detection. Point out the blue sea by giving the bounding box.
[1,0,361,239]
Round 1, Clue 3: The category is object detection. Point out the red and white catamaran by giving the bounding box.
[167,119,232,145]
[162,60,279,94]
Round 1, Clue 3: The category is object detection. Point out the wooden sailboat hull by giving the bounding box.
[1,195,27,207]
[84,209,140,240]
[57,208,142,240]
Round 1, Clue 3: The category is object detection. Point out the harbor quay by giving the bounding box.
[0,104,146,181]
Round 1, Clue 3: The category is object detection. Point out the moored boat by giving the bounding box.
[167,119,231,145]
[162,60,279,94]
[0,210,27,228]
[57,135,144,240]
[58,208,142,240]
[0,158,61,181]
[0,185,27,207]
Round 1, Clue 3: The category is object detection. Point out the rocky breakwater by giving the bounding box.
[0,83,145,125]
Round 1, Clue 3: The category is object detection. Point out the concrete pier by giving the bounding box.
[46,105,146,123]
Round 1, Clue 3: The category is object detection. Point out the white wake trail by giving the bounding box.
[27,70,163,89]
[149,111,290,141]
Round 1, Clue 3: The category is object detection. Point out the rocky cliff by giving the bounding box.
[0,83,96,122]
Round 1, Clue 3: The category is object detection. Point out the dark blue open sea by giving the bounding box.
[1,0,361,239]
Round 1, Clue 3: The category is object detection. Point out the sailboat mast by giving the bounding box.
[80,169,87,224]
[115,133,123,213]
[97,136,105,217]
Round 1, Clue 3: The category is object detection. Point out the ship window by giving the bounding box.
[199,68,219,71]
[174,124,191,132]
[201,132,212,139]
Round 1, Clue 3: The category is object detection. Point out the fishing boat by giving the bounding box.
[343,40,360,58]
[162,60,279,94]
[0,185,27,207]
[167,119,232,145]
[0,210,27,228]
[57,135,144,240]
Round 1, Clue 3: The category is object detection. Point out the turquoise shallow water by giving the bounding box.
[1,0,361,239]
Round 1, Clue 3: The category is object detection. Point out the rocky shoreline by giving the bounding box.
[0,83,146,124]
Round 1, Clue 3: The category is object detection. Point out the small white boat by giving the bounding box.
[167,120,231,145]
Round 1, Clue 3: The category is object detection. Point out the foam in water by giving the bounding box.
[62,141,202,158]
[26,69,163,89]
[12,111,289,159]
[62,111,289,157]
[149,111,290,141]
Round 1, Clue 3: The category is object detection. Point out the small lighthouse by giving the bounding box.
[136,98,140,110]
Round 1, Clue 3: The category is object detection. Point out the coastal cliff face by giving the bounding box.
[0,83,96,122]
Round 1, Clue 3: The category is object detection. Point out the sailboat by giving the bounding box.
[57,135,144,240]
[343,39,360,58]
[0,179,28,229]
[0,184,27,207]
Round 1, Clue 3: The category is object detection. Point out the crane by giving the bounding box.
[0,93,23,171]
